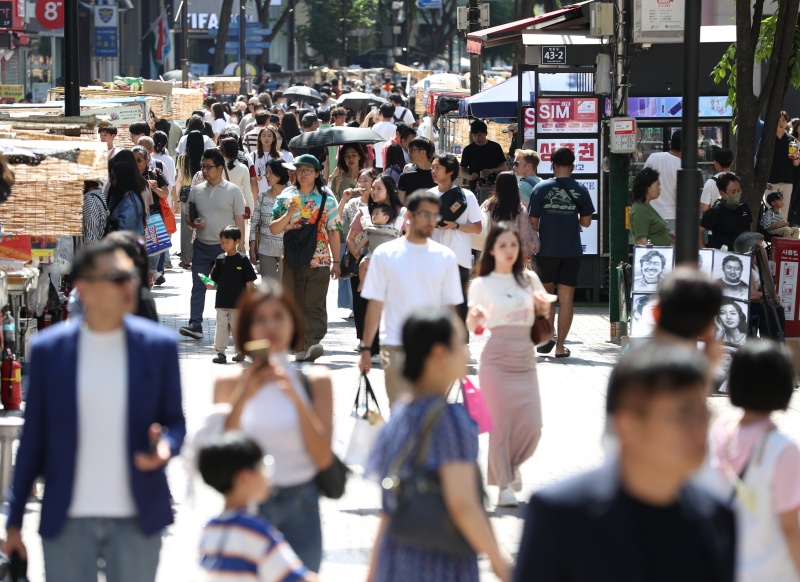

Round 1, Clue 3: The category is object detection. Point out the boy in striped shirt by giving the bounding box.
[198,432,317,581]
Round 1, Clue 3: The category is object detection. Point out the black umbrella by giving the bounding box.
[282,86,323,103]
[161,70,199,82]
[337,91,388,110]
[289,127,387,149]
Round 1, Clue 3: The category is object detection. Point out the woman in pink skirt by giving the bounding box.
[467,222,552,507]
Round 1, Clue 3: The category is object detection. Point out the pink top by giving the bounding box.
[709,414,800,514]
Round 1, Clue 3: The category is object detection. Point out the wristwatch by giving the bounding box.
[358,344,372,352]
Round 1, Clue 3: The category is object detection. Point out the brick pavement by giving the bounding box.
[7,243,800,581]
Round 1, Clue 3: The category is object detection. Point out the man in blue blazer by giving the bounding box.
[513,344,736,582]
[4,240,186,582]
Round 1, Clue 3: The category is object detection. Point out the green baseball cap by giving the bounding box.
[292,153,322,171]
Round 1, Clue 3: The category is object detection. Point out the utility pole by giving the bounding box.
[341,1,347,66]
[675,1,702,265]
[608,0,628,336]
[64,0,80,116]
[288,0,296,84]
[239,0,248,95]
[182,0,189,88]
[467,0,480,95]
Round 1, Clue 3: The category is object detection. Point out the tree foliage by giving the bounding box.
[711,0,800,226]
[299,0,379,66]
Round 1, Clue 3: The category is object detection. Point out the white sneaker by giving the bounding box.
[512,469,522,493]
[305,344,324,361]
[498,487,518,507]
[371,354,381,365]
[295,351,307,362]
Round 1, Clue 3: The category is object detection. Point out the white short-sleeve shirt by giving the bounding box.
[429,186,483,269]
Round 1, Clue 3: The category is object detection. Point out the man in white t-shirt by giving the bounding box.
[644,129,682,231]
[388,94,416,126]
[371,103,401,170]
[429,153,483,323]
[700,147,734,213]
[359,190,463,406]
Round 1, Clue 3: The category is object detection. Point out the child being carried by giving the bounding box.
[356,204,402,291]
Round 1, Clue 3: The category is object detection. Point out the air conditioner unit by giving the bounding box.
[590,3,614,38]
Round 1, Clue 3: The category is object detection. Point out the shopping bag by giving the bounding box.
[159,198,177,234]
[461,377,493,434]
[145,212,172,255]
[333,374,385,469]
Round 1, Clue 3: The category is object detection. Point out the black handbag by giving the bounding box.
[283,191,328,269]
[386,399,479,557]
[179,185,192,203]
[297,364,351,499]
[340,249,360,279]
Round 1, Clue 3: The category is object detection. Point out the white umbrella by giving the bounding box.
[337,91,388,109]
[413,73,468,91]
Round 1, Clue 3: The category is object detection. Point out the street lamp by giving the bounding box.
[239,0,248,96]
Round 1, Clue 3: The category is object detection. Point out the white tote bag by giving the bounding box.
[332,374,385,470]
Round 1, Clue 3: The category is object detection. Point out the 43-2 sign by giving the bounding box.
[541,45,567,65]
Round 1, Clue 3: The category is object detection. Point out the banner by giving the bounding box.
[535,98,599,134]
[144,13,172,79]
[537,138,599,175]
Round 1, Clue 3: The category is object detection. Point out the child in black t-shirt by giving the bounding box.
[207,226,258,364]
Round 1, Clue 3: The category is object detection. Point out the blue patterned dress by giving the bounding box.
[368,396,480,582]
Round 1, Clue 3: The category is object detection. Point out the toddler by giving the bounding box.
[761,192,800,238]
[357,204,400,291]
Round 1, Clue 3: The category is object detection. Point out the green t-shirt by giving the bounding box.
[629,200,672,246]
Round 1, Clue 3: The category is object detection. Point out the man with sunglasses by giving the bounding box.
[359,189,463,406]
[180,149,247,340]
[5,240,186,582]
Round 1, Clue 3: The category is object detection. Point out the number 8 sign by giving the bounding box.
[36,0,64,29]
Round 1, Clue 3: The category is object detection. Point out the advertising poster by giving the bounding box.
[575,179,599,213]
[537,138,599,175]
[642,0,685,31]
[536,97,599,134]
[0,85,24,104]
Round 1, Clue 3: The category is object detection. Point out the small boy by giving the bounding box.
[197,432,316,581]
[207,226,258,364]
[761,192,800,238]
[357,204,399,291]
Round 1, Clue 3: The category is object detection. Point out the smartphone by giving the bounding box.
[244,339,271,364]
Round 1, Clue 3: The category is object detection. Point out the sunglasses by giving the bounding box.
[84,269,140,286]
[513,161,521,167]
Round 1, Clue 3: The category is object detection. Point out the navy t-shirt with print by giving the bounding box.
[528,177,595,258]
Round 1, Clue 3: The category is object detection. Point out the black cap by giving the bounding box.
[713,147,734,168]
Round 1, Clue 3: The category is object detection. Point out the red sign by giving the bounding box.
[536,98,599,134]
[772,238,800,336]
[537,138,599,174]
[35,0,63,29]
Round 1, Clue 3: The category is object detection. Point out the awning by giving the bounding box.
[466,0,594,55]
[461,72,536,118]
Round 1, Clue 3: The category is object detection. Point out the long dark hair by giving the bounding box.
[185,131,205,176]
[385,144,406,170]
[476,222,528,288]
[486,171,522,222]
[402,307,459,383]
[281,113,302,146]
[257,126,280,158]
[109,150,147,195]
[108,161,146,228]
[152,130,168,155]
[267,159,290,185]
[336,144,366,174]
[369,174,402,221]
[212,102,225,121]
[220,138,240,170]
[271,125,291,152]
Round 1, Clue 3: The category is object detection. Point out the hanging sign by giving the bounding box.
[536,98,599,134]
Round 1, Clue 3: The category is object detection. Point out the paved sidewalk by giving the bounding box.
[8,243,800,581]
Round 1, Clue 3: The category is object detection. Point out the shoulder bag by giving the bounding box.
[386,399,481,557]
[297,364,350,499]
[438,185,468,227]
[340,249,360,279]
[283,190,328,269]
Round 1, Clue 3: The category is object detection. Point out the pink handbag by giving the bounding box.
[461,377,493,434]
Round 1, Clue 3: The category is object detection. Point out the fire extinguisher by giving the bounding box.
[42,308,51,329]
[1,349,21,411]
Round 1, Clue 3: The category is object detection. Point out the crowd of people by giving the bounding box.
[1,78,799,582]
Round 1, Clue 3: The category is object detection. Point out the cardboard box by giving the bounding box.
[142,80,173,96]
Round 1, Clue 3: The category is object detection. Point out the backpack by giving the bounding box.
[522,176,540,189]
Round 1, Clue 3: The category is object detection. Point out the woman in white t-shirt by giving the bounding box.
[706,342,800,582]
[211,103,228,141]
[218,285,334,573]
[219,137,254,211]
[467,222,553,508]
[251,126,283,194]
[272,125,295,164]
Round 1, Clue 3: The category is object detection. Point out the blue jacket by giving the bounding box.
[7,315,186,538]
[110,191,145,235]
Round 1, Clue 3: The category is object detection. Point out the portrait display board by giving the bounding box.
[630,247,751,348]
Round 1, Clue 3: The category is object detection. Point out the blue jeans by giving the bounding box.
[259,480,322,572]
[337,244,353,310]
[148,250,166,276]
[42,517,161,582]
[190,240,222,327]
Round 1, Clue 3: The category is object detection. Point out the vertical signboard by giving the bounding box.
[94,6,118,58]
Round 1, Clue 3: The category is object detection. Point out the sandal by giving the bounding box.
[537,338,556,354]
[555,347,571,358]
